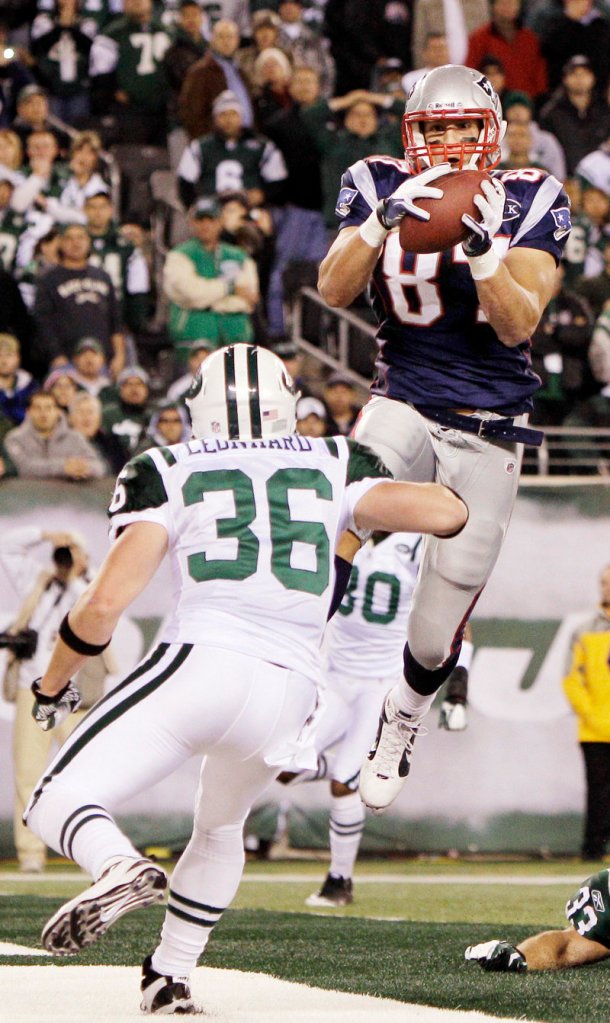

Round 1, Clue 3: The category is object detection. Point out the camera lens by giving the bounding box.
[53,546,74,568]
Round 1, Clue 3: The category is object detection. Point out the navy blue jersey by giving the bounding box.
[335,157,571,414]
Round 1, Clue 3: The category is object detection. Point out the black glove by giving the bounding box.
[31,678,82,731]
[465,939,527,973]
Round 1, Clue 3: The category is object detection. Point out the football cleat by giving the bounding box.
[465,939,528,973]
[438,700,467,731]
[42,856,167,956]
[438,666,469,731]
[140,955,203,1014]
[359,693,424,813]
[305,873,353,908]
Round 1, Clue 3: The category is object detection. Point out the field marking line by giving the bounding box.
[0,871,587,886]
[0,942,49,956]
[0,964,547,1023]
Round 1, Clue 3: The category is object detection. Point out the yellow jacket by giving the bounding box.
[563,607,610,742]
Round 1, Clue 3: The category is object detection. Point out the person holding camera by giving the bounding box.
[0,526,113,873]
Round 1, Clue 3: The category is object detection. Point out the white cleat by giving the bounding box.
[359,694,424,813]
[140,954,204,1014]
[438,700,468,731]
[42,856,167,956]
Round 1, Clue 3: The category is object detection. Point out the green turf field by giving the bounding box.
[1,858,608,1022]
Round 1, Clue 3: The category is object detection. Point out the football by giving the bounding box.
[398,168,489,254]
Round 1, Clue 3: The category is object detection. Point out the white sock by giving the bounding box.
[391,679,435,719]
[456,640,474,672]
[328,792,364,880]
[152,822,245,978]
[70,819,140,880]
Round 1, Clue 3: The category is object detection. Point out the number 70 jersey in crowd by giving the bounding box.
[108,435,392,683]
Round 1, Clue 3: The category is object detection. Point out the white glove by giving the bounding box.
[376,163,450,229]
[461,177,506,257]
[465,939,527,973]
[31,678,82,731]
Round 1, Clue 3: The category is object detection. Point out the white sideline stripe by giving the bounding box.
[0,942,49,956]
[250,873,586,886]
[0,965,546,1023]
[0,871,587,885]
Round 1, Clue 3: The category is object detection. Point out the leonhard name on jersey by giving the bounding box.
[184,436,316,454]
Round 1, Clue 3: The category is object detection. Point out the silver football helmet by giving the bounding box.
[403,65,506,172]
[185,343,299,440]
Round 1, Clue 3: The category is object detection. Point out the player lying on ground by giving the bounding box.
[466,868,610,971]
[23,343,467,1016]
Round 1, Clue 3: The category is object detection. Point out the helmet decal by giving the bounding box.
[185,343,299,441]
[246,344,262,438]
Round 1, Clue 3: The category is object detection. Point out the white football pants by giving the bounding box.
[25,642,317,973]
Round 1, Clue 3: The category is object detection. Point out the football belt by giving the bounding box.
[415,406,544,447]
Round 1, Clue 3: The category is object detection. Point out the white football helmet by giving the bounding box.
[402,65,506,172]
[185,343,299,440]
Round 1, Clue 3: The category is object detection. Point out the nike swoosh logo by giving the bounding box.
[99,892,134,923]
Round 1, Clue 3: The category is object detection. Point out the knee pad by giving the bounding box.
[436,517,504,589]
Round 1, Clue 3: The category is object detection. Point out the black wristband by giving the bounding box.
[59,614,110,655]
[327,555,353,620]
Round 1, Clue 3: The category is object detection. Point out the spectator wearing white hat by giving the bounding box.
[236,10,289,96]
[176,89,288,210]
[296,395,327,437]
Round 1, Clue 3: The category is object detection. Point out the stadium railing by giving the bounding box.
[289,286,610,483]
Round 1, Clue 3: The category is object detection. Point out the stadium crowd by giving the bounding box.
[1,0,610,478]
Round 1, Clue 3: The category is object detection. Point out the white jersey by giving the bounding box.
[324,532,422,680]
[108,434,391,683]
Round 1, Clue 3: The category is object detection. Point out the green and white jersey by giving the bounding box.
[30,14,97,97]
[108,435,391,681]
[0,208,28,273]
[90,16,172,110]
[562,213,610,286]
[36,0,123,32]
[565,870,610,948]
[324,532,422,680]
[89,226,150,301]
[177,130,288,196]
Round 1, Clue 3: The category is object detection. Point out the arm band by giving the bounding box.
[59,613,111,655]
[359,211,389,248]
[466,249,500,281]
[327,555,353,620]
